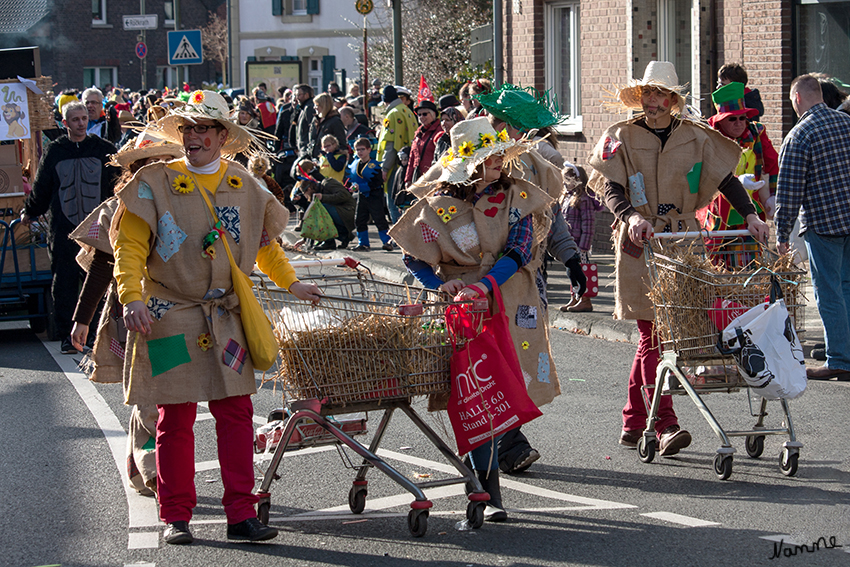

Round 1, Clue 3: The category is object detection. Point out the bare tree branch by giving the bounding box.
[201,11,228,85]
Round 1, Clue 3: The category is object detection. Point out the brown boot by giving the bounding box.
[568,295,593,312]
[559,294,579,312]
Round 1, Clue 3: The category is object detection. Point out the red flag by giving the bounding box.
[417,75,434,104]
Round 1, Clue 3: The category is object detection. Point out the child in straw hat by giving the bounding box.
[587,61,769,457]
[389,117,560,523]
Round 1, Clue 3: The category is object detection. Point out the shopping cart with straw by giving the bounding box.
[252,257,490,536]
[639,230,806,480]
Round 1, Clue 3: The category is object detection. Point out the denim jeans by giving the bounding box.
[804,231,850,371]
[469,433,504,471]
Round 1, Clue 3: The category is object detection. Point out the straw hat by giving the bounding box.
[616,61,689,114]
[156,90,262,156]
[437,116,532,185]
[109,129,184,168]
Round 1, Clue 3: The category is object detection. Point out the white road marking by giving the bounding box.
[641,512,720,527]
[44,341,160,532]
[125,563,156,567]
[296,485,465,516]
[760,534,800,544]
[194,445,336,472]
[127,532,159,549]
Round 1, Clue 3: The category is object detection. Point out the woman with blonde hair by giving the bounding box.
[310,92,346,159]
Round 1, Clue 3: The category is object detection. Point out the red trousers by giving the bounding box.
[622,320,679,434]
[156,394,258,524]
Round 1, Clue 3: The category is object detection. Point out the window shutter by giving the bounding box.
[306,0,319,15]
[272,0,282,16]
[322,55,335,92]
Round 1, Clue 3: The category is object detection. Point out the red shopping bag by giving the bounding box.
[445,276,542,455]
[570,263,598,298]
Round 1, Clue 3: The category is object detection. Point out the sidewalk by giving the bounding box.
[281,223,823,361]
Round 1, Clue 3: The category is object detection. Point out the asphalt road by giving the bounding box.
[2,319,849,567]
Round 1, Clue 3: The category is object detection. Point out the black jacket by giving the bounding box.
[25,134,118,238]
[311,113,347,159]
[295,99,317,158]
[274,102,295,152]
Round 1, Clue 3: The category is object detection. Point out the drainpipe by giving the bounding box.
[493,0,503,87]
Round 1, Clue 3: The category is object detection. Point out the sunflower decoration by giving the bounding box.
[479,132,496,148]
[448,206,457,214]
[497,129,510,143]
[190,90,205,105]
[521,341,530,350]
[197,333,212,351]
[458,141,475,158]
[442,213,452,224]
[383,117,390,129]
[440,148,455,167]
[226,175,243,189]
[519,191,528,199]
[173,174,195,194]
[436,207,445,216]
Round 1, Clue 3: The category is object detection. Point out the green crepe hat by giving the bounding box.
[473,83,564,132]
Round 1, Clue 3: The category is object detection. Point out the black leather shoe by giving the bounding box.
[163,521,193,545]
[314,240,337,250]
[227,517,278,542]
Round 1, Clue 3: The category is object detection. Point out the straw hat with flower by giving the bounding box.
[109,129,184,168]
[612,61,689,115]
[155,90,267,157]
[437,116,533,185]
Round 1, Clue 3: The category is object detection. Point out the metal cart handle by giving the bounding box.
[651,229,754,240]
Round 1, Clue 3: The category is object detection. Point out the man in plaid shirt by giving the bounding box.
[776,74,850,381]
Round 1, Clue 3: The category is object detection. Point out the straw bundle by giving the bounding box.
[273,307,451,405]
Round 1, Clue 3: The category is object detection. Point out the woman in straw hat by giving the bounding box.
[68,129,184,498]
[588,61,769,457]
[389,116,560,522]
[112,90,322,544]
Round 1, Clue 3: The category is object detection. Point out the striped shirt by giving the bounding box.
[775,102,850,242]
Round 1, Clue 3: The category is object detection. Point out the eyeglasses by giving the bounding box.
[177,124,221,134]
[84,100,101,106]
[725,116,748,122]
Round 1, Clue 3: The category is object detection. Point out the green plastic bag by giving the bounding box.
[300,199,339,241]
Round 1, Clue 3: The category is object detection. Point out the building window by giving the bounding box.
[164,0,175,28]
[92,0,106,24]
[83,67,117,90]
[545,1,581,132]
[292,0,307,15]
[156,66,180,89]
[796,0,850,87]
[657,0,692,91]
[308,57,322,90]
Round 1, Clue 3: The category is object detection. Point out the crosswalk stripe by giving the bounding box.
[641,511,720,527]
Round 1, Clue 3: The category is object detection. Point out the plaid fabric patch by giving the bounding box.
[87,222,100,239]
[223,338,247,374]
[516,305,538,329]
[602,136,621,161]
[109,337,125,360]
[259,227,271,248]
[420,222,439,243]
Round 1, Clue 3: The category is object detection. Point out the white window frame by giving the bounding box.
[545,1,582,134]
[84,67,117,90]
[657,0,694,93]
[156,66,180,89]
[292,0,307,15]
[92,0,107,25]
[164,0,175,28]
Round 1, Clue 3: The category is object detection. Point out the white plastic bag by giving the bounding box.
[719,287,807,399]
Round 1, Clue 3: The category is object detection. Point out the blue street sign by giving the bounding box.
[167,30,203,66]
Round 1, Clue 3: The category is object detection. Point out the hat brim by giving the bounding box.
[156,112,262,156]
[109,142,185,168]
[616,81,689,114]
[436,139,533,185]
[708,108,759,126]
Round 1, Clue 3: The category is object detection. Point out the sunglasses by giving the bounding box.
[725,116,748,122]
[177,124,222,134]
[417,112,432,117]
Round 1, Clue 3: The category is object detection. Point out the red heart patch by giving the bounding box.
[488,193,506,204]
[483,207,498,217]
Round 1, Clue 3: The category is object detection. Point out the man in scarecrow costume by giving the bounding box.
[113,90,322,545]
[588,62,768,456]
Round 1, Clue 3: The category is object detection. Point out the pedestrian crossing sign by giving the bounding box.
[167,30,203,65]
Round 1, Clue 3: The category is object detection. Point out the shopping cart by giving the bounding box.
[638,230,806,480]
[252,257,490,537]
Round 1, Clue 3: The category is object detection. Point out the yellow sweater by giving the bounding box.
[114,160,298,305]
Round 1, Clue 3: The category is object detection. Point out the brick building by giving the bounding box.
[504,0,844,250]
[0,0,223,92]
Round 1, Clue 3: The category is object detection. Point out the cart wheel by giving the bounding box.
[407,509,428,537]
[466,501,485,529]
[745,435,765,459]
[637,436,656,463]
[257,501,271,525]
[779,450,799,477]
[713,454,733,480]
[348,485,367,514]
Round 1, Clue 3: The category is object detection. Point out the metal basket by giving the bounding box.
[255,271,452,407]
[646,232,806,366]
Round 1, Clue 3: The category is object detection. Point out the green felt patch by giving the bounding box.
[147,334,191,377]
[687,162,703,194]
